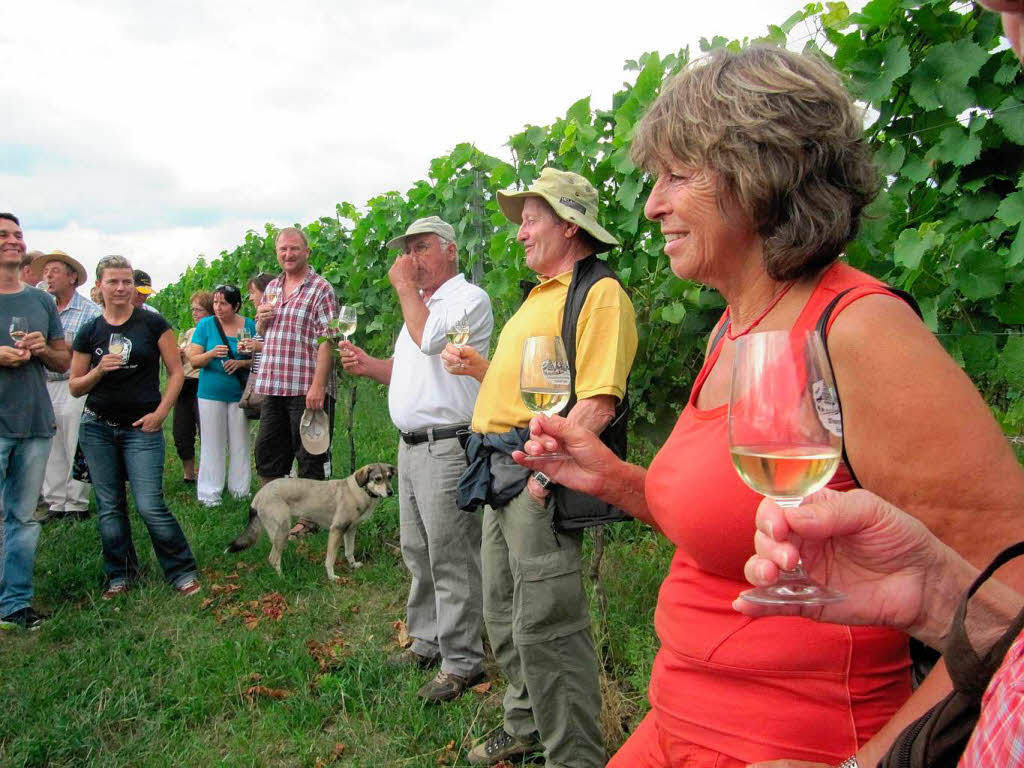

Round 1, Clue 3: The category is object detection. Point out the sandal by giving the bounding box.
[288,520,320,540]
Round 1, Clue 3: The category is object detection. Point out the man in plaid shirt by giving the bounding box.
[253,227,338,485]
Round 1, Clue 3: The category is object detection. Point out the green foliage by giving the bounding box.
[153,0,1024,441]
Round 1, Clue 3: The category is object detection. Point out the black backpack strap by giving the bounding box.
[816,286,922,488]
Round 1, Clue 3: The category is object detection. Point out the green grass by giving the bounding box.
[1,379,671,767]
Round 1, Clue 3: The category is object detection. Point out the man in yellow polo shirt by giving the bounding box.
[443,167,637,768]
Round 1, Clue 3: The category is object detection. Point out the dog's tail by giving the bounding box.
[225,506,261,553]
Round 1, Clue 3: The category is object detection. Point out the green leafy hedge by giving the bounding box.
[153,0,1024,441]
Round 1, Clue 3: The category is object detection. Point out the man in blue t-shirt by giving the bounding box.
[0,213,71,631]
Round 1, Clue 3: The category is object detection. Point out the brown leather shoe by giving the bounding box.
[416,668,487,703]
[466,727,541,765]
[387,648,439,669]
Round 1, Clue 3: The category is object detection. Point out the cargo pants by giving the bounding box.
[481,486,605,768]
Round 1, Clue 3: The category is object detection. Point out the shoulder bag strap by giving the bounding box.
[212,318,237,360]
[816,286,922,488]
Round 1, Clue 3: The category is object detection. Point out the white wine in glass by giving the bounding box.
[337,305,357,341]
[237,327,252,355]
[520,335,571,459]
[108,333,129,364]
[445,308,471,368]
[729,329,844,605]
[263,284,281,307]
[8,316,29,342]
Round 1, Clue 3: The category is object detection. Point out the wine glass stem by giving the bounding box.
[770,496,811,580]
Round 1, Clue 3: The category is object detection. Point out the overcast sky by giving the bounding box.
[4,0,861,290]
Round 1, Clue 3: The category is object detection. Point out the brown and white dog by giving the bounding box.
[226,463,396,580]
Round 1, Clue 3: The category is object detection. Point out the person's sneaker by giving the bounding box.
[176,579,202,597]
[417,669,488,703]
[0,606,50,631]
[466,727,541,766]
[102,583,130,601]
[387,648,440,669]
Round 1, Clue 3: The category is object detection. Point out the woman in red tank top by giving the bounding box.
[514,46,1024,768]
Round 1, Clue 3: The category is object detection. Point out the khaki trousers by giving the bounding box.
[482,487,605,768]
[42,379,90,512]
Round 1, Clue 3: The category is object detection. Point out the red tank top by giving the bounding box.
[643,263,912,763]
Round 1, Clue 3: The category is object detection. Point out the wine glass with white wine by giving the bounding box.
[520,335,571,459]
[8,316,29,343]
[729,329,844,605]
[237,327,252,356]
[108,333,129,365]
[445,308,471,369]
[337,305,357,342]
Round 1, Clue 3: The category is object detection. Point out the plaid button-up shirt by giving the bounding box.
[48,290,101,382]
[253,267,337,397]
[959,629,1024,767]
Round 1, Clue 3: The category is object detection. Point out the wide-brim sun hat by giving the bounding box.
[299,408,330,455]
[386,216,458,251]
[31,250,88,287]
[496,167,619,252]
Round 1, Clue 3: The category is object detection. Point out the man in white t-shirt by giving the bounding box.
[340,216,492,703]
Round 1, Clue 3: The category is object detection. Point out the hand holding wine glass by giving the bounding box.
[729,329,845,605]
[258,284,281,326]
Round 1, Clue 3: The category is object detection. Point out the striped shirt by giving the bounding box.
[48,291,101,382]
[253,268,337,397]
[960,629,1024,767]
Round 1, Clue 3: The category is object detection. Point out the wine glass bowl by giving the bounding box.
[445,308,471,368]
[8,316,29,343]
[729,330,844,605]
[520,335,571,459]
[336,305,357,342]
[108,333,129,364]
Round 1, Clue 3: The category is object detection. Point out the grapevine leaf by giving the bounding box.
[996,192,1024,227]
[850,0,900,28]
[957,192,1000,222]
[893,228,935,269]
[996,283,1024,324]
[994,97,1024,145]
[910,41,989,115]
[996,336,1024,390]
[615,175,642,210]
[874,141,906,175]
[954,249,1005,300]
[661,303,686,324]
[1009,224,1024,268]
[853,37,911,103]
[899,155,932,184]
[926,127,982,167]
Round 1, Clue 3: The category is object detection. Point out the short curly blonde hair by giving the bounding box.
[631,46,879,281]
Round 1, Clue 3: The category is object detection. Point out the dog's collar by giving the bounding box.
[347,473,381,498]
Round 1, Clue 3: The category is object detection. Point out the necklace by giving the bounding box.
[725,282,795,340]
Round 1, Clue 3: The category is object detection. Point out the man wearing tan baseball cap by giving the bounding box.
[32,250,100,521]
[341,215,493,703]
[444,168,638,767]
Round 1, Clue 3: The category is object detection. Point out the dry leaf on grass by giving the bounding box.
[470,680,492,694]
[210,583,241,595]
[436,740,457,765]
[306,637,349,672]
[349,605,360,614]
[260,592,287,621]
[243,685,291,702]
[392,619,411,648]
[199,597,214,610]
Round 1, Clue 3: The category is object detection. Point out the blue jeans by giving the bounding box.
[0,436,51,616]
[79,414,198,588]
